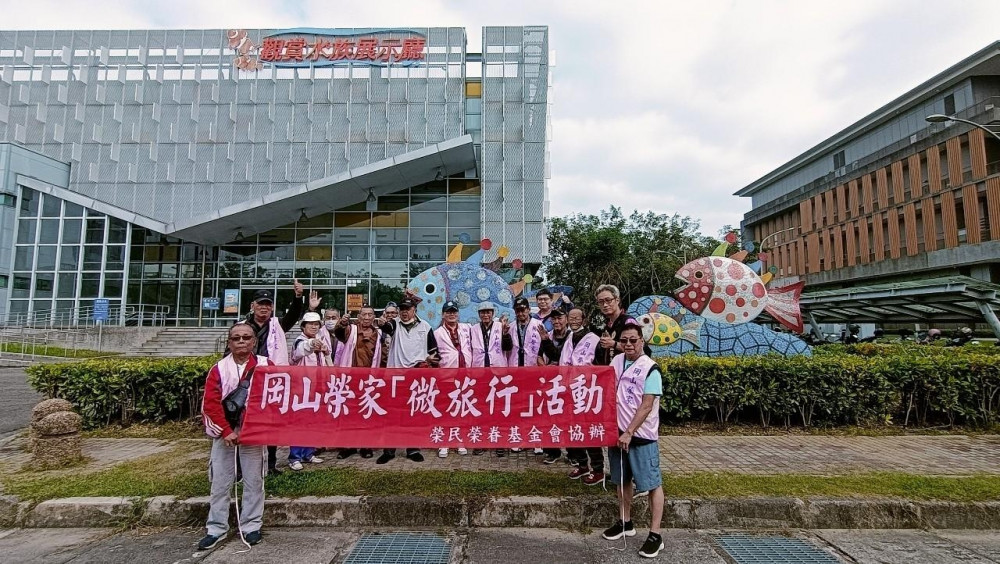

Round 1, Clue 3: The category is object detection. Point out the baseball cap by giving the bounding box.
[549,307,567,318]
[478,301,496,312]
[399,298,416,309]
[514,297,530,310]
[442,300,459,312]
[252,289,274,303]
[301,312,321,323]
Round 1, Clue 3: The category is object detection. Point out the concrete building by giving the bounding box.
[0,27,550,325]
[736,41,1000,336]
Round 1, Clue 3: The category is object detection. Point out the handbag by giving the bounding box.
[222,362,255,430]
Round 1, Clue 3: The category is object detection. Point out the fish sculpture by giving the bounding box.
[407,262,515,327]
[627,295,811,358]
[675,255,805,333]
[636,298,702,347]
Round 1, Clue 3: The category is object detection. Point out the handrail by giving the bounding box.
[0,303,172,328]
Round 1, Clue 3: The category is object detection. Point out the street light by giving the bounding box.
[925,114,1000,143]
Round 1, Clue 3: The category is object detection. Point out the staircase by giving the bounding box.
[132,327,229,357]
[131,326,307,358]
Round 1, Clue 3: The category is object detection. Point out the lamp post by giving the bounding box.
[925,114,1000,143]
[758,226,798,273]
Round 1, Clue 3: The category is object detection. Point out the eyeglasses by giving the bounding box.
[618,337,641,344]
[596,297,617,305]
[229,335,254,342]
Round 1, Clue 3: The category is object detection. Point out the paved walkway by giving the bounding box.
[2,434,998,476]
[0,367,40,440]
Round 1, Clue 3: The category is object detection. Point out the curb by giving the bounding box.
[3,495,1000,529]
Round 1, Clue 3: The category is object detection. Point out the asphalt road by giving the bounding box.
[0,367,40,440]
[1,526,998,563]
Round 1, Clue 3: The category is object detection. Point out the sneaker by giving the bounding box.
[337,449,358,459]
[568,467,591,480]
[197,533,225,551]
[438,448,449,458]
[638,532,663,558]
[288,460,304,471]
[376,452,395,465]
[244,530,262,546]
[543,454,561,465]
[457,448,468,455]
[407,451,425,462]
[306,455,323,464]
[511,448,522,452]
[601,519,636,541]
[360,449,374,458]
[582,471,606,486]
[533,448,544,455]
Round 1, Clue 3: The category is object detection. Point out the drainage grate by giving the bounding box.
[714,534,842,564]
[342,532,452,564]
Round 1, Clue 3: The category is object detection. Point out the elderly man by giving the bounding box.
[537,307,571,463]
[375,297,439,464]
[434,300,473,458]
[332,305,382,460]
[378,301,399,367]
[242,282,307,475]
[198,323,273,550]
[564,307,605,483]
[600,323,665,559]
[593,284,642,366]
[468,301,513,456]
[508,296,548,454]
[320,308,343,365]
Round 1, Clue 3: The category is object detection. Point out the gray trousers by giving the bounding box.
[207,438,265,537]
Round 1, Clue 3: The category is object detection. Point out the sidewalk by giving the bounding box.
[2,433,999,476]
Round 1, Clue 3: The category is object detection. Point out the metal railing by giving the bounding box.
[0,304,171,328]
[0,326,107,360]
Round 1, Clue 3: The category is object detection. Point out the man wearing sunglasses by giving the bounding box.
[198,323,274,551]
[600,323,665,558]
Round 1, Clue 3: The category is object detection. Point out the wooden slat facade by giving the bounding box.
[857,217,870,264]
[903,203,918,256]
[824,190,836,224]
[807,232,820,273]
[908,154,923,199]
[848,179,860,217]
[945,137,963,189]
[872,213,886,261]
[836,184,847,221]
[876,168,889,209]
[833,225,844,269]
[861,174,874,214]
[887,209,901,259]
[922,198,938,252]
[845,222,857,266]
[927,146,942,193]
[987,177,1000,241]
[800,199,813,233]
[963,185,982,245]
[941,191,958,248]
[890,161,905,204]
[813,194,823,228]
[822,228,833,271]
[970,129,988,179]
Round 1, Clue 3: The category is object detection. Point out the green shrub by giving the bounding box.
[26,356,218,428]
[659,346,1000,429]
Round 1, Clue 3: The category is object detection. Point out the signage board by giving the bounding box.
[223,289,240,314]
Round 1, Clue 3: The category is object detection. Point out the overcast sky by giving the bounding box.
[5,0,1000,237]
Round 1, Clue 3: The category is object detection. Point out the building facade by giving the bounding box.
[0,27,550,324]
[737,43,1000,331]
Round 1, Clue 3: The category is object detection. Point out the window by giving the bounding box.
[0,275,7,289]
[465,81,482,98]
[944,93,956,116]
[833,150,846,169]
[0,194,15,207]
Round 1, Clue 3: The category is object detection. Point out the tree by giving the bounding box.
[542,207,719,317]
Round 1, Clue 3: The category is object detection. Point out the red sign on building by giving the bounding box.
[227,29,427,71]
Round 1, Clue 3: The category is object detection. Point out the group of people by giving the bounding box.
[199,282,667,558]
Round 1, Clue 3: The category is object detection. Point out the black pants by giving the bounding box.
[383,448,421,457]
[267,445,278,469]
[543,448,562,458]
[567,447,604,472]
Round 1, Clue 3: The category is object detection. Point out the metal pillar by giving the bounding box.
[976,300,1000,339]
[807,311,825,340]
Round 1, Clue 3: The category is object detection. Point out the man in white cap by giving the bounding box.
[434,300,472,458]
[468,301,513,456]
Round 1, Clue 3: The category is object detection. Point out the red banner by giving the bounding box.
[239,366,617,449]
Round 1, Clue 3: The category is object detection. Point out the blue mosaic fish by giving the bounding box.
[407,262,516,328]
[627,295,812,358]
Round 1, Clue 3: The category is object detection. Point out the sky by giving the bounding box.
[4,0,1000,237]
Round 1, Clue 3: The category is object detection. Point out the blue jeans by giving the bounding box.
[288,446,315,462]
[608,441,662,493]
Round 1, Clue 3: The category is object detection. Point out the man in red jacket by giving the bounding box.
[198,323,274,551]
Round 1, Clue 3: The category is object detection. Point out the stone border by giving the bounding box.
[3,494,1000,529]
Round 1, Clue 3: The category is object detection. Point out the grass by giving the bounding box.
[0,341,115,358]
[82,420,205,440]
[4,440,1000,503]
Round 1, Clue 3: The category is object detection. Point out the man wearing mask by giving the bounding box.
[332,305,382,460]
[565,307,605,485]
[434,300,472,458]
[374,297,439,464]
[507,296,548,454]
[468,302,513,456]
[241,282,307,475]
[320,308,343,365]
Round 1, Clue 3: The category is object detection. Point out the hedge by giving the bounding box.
[24,345,1000,430]
[26,357,217,428]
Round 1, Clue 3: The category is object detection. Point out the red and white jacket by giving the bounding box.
[201,353,274,438]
